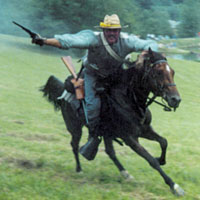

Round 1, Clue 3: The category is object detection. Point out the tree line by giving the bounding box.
[1,0,200,38]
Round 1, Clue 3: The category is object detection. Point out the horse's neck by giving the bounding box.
[126,67,150,109]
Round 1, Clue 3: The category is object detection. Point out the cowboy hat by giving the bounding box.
[96,14,128,29]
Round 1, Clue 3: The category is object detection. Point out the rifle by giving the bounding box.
[13,21,38,39]
[61,56,85,99]
[61,56,78,80]
[61,56,88,124]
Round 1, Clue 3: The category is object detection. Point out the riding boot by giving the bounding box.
[79,123,101,161]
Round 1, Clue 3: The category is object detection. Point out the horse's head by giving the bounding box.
[144,48,181,109]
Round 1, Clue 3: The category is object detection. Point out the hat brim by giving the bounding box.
[94,25,128,29]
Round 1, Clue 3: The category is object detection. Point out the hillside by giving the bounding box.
[0,34,200,200]
[159,37,200,55]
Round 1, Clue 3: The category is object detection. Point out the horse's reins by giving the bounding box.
[146,95,172,111]
[145,59,176,111]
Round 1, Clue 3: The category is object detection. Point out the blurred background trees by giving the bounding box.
[177,0,200,37]
[1,0,199,38]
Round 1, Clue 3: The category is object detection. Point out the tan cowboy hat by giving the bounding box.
[96,14,128,29]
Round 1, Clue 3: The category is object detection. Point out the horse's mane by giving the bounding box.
[124,51,167,88]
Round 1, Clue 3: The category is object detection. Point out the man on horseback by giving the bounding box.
[32,14,158,160]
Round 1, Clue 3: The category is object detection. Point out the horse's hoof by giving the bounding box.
[76,168,82,173]
[156,157,166,166]
[171,183,185,196]
[120,170,134,181]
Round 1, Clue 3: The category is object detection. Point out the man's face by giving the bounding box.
[103,28,121,45]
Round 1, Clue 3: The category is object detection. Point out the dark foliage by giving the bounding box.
[2,0,199,38]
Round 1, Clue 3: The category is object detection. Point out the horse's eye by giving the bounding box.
[157,71,163,76]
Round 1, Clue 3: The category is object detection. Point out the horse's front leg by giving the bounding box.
[140,125,167,165]
[123,136,184,196]
[104,137,134,180]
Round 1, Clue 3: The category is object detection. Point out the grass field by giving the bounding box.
[0,34,200,200]
[159,37,200,54]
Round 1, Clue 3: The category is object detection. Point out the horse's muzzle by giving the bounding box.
[166,94,181,108]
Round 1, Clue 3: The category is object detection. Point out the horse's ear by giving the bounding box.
[148,47,153,55]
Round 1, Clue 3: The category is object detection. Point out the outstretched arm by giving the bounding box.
[123,33,158,52]
[43,38,62,48]
[32,35,62,48]
[32,30,98,50]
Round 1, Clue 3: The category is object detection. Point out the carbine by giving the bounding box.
[61,56,89,125]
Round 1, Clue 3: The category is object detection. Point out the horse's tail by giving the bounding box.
[40,75,64,110]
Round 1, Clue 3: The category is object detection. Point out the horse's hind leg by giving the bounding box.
[123,136,184,196]
[141,125,167,165]
[70,128,82,172]
[61,102,82,172]
[104,137,133,180]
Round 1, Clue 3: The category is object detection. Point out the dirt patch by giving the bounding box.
[5,132,59,142]
[23,134,60,142]
[5,157,45,169]
[17,158,45,169]
[17,160,35,169]
[13,120,24,125]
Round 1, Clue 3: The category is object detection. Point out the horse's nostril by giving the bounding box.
[172,96,181,104]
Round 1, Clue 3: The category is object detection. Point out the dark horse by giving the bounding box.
[40,49,184,196]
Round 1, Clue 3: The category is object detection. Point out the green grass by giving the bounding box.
[0,34,200,200]
[160,37,200,48]
[159,37,200,54]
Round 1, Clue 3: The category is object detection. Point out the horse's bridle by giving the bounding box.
[152,59,176,88]
[146,59,176,111]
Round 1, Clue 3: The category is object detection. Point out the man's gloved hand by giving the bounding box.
[32,34,46,46]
